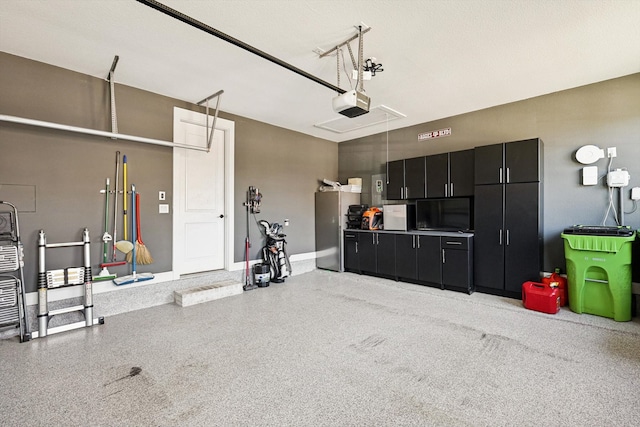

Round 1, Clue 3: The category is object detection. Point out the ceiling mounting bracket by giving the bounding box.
[105,55,120,138]
[197,90,224,153]
[318,24,371,59]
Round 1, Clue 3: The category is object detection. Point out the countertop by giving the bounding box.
[344,228,474,238]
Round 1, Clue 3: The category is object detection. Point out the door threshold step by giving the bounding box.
[174,280,243,307]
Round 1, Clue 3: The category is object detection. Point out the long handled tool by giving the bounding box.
[95,178,116,281]
[110,151,126,264]
[126,193,153,265]
[114,184,154,286]
[115,154,133,255]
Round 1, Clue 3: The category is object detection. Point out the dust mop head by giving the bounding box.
[135,242,154,265]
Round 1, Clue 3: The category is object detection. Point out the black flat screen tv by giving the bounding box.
[416,198,473,231]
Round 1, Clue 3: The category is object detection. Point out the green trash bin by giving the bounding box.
[561,226,636,322]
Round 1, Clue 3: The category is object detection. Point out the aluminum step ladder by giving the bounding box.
[32,228,104,339]
[0,201,30,342]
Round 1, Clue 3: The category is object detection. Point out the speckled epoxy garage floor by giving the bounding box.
[2,269,640,426]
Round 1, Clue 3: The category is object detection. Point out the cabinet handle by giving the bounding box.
[506,229,510,246]
[506,167,510,183]
[346,234,355,238]
[444,183,448,197]
[405,186,409,199]
[450,182,454,197]
[417,236,421,249]
[412,235,416,249]
[445,241,462,245]
[442,249,446,264]
[372,234,376,245]
[499,229,503,245]
[499,167,503,184]
[376,233,379,245]
[355,242,358,253]
[401,187,404,199]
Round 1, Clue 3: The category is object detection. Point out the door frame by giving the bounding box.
[172,106,235,277]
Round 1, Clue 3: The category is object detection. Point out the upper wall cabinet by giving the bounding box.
[386,160,405,200]
[404,157,427,199]
[475,138,543,185]
[426,149,475,198]
[386,157,426,200]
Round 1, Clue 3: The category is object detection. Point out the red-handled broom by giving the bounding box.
[126,192,153,265]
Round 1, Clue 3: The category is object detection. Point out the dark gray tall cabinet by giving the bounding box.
[474,138,543,298]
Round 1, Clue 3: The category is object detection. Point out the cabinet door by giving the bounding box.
[505,138,541,184]
[404,157,426,199]
[386,160,405,200]
[449,149,475,197]
[417,235,442,286]
[442,249,472,292]
[396,234,417,280]
[358,232,377,274]
[343,232,360,272]
[376,233,396,277]
[426,153,449,198]
[504,183,541,294]
[474,144,504,185]
[473,185,505,291]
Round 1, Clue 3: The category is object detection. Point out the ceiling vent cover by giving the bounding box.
[314,105,406,134]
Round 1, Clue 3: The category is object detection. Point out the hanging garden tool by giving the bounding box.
[110,150,127,265]
[126,192,153,265]
[115,154,133,255]
[95,178,116,281]
[114,184,154,286]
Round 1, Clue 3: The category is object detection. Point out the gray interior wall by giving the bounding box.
[0,53,338,292]
[231,115,338,262]
[339,73,640,272]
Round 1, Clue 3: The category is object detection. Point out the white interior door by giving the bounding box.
[173,107,234,275]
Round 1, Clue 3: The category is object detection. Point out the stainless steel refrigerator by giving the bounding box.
[315,190,361,271]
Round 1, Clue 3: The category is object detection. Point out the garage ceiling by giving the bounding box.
[1,0,639,143]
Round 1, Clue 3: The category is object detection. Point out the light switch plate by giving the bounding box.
[159,204,169,214]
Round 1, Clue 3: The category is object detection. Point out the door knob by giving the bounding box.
[219,214,224,218]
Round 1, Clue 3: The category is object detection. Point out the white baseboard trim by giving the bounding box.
[230,251,317,271]
[25,252,319,306]
[25,271,175,306]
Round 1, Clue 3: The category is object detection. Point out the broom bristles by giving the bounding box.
[135,242,154,265]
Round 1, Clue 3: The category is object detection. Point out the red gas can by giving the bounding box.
[522,281,560,314]
[542,268,568,307]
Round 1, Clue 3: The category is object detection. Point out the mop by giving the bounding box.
[94,178,117,281]
[113,184,154,286]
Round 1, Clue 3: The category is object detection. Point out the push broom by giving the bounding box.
[94,177,117,281]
